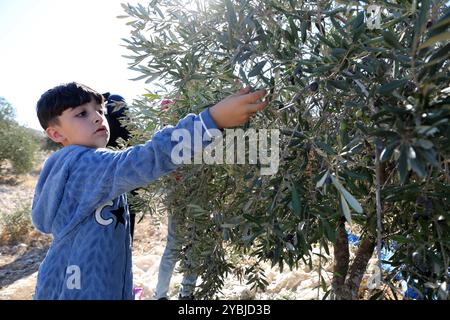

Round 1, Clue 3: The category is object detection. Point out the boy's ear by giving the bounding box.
[45,126,66,144]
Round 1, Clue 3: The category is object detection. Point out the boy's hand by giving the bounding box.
[209,87,268,129]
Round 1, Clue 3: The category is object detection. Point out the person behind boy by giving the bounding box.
[31,82,267,299]
[105,94,196,298]
[103,93,138,243]
[103,93,130,148]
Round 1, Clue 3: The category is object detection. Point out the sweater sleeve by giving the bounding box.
[68,108,221,211]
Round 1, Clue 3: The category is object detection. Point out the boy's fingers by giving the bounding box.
[245,100,268,114]
[234,79,244,89]
[242,89,267,103]
[235,86,251,96]
[230,87,250,98]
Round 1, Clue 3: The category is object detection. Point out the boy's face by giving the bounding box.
[46,100,110,148]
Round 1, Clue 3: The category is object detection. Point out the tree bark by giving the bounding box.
[346,235,376,299]
[331,217,350,299]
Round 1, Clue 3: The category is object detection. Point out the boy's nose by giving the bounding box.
[93,111,103,123]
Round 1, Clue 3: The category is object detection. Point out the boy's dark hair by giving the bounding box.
[36,82,104,129]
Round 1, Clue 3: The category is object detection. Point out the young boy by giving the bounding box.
[31,82,267,300]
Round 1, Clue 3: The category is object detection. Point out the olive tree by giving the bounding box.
[0,97,39,175]
[121,0,449,299]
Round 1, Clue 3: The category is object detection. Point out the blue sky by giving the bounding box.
[0,0,147,130]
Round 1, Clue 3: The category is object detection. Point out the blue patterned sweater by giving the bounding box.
[31,109,218,299]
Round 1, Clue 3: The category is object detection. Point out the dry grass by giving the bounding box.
[0,150,50,246]
[0,202,34,245]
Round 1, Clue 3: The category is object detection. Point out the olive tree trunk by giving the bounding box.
[332,225,376,300]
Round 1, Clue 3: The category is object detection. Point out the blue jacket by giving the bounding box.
[31,109,218,299]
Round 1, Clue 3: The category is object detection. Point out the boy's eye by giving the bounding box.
[76,111,86,117]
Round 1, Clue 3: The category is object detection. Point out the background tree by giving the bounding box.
[0,97,40,175]
[121,0,449,299]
